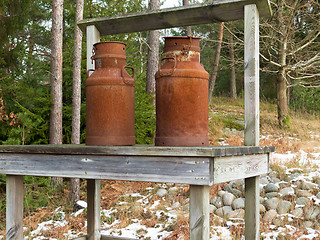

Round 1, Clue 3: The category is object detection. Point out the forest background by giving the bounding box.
[0,0,319,200]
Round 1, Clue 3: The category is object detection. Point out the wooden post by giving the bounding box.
[86,25,101,240]
[6,175,24,240]
[87,179,101,240]
[189,185,210,240]
[87,25,100,72]
[244,4,260,240]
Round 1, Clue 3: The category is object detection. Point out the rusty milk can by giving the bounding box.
[86,41,135,146]
[155,36,209,146]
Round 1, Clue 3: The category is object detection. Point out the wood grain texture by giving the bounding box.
[213,154,268,184]
[0,145,274,157]
[244,4,260,146]
[77,0,272,36]
[87,180,101,240]
[6,175,23,240]
[0,154,212,185]
[189,185,210,240]
[244,5,261,239]
[245,176,260,239]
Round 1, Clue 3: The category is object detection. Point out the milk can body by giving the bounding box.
[86,41,135,146]
[155,36,209,146]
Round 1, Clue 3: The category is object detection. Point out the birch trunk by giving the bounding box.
[208,22,224,105]
[146,0,160,95]
[183,0,192,35]
[277,0,290,129]
[229,33,237,99]
[50,0,64,187]
[70,0,84,205]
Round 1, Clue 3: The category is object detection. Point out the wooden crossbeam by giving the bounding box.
[77,0,272,36]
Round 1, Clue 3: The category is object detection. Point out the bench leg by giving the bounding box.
[189,185,210,240]
[6,175,24,240]
[87,179,101,240]
[245,176,260,240]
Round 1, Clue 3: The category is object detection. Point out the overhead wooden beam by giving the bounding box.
[77,0,272,36]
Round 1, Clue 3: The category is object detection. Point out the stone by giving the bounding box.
[317,192,320,199]
[183,204,189,212]
[297,190,313,198]
[265,197,280,211]
[210,196,222,208]
[224,183,233,193]
[299,182,316,191]
[304,206,320,220]
[296,197,309,206]
[168,187,179,195]
[171,202,180,209]
[291,208,303,218]
[302,221,313,229]
[218,190,226,197]
[230,189,243,198]
[209,204,217,214]
[279,187,295,197]
[215,206,233,218]
[268,171,278,179]
[227,209,245,219]
[289,172,302,180]
[265,183,279,193]
[278,182,288,189]
[277,200,292,214]
[231,179,244,188]
[156,189,168,198]
[263,209,277,221]
[265,192,278,199]
[222,192,235,206]
[260,197,265,204]
[232,198,245,210]
[260,204,266,214]
[272,177,280,184]
[260,176,270,185]
[272,218,282,226]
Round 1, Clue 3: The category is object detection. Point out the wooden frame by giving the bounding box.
[2,0,272,239]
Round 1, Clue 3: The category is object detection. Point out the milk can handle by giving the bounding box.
[122,66,135,86]
[159,57,176,76]
[87,69,95,78]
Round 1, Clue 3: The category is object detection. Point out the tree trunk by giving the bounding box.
[50,0,64,187]
[229,33,237,99]
[208,22,224,105]
[183,0,192,35]
[70,0,84,205]
[146,0,160,96]
[277,0,290,129]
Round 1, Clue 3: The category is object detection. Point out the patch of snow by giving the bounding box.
[76,200,87,208]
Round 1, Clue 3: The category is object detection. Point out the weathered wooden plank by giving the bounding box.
[244,3,260,146]
[0,154,212,185]
[77,0,271,35]
[87,25,100,72]
[87,179,101,240]
[6,175,23,240]
[0,145,274,157]
[189,185,210,240]
[213,154,268,184]
[244,5,261,239]
[245,176,260,239]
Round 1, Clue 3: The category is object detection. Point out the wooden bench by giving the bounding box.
[1,145,273,239]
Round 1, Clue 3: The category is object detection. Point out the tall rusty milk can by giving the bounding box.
[86,41,135,146]
[155,36,209,146]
